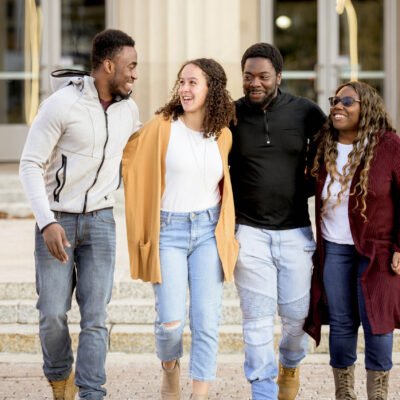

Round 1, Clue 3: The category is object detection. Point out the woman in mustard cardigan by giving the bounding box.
[122,58,238,400]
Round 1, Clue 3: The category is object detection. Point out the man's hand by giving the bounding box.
[391,252,400,275]
[42,223,71,263]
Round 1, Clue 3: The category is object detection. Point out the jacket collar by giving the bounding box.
[50,68,127,103]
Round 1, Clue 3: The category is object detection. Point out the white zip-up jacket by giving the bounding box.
[19,70,141,230]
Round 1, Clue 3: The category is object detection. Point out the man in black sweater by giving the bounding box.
[229,43,326,400]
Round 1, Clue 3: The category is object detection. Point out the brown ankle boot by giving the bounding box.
[161,360,180,399]
[367,369,390,400]
[332,365,357,399]
[48,370,78,400]
[277,362,300,400]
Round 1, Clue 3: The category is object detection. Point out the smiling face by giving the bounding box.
[178,63,209,117]
[331,85,361,142]
[108,45,138,99]
[242,57,282,108]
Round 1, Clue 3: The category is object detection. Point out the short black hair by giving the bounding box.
[241,42,283,74]
[91,29,135,70]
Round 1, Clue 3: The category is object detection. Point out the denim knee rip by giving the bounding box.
[156,320,183,335]
[161,320,181,330]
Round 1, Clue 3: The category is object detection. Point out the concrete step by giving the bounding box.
[0,189,28,203]
[0,298,242,325]
[0,173,32,218]
[0,281,240,301]
[0,202,33,218]
[0,171,126,217]
[0,323,394,355]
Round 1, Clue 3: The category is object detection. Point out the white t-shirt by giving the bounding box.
[321,142,354,245]
[160,118,223,212]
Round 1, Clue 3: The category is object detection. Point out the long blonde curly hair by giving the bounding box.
[312,81,395,221]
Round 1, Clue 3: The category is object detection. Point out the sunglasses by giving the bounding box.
[328,96,361,107]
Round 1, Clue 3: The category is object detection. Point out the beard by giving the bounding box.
[244,86,278,109]
[109,79,132,100]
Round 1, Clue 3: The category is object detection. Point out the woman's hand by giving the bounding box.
[391,252,400,275]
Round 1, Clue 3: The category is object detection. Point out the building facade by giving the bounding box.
[0,0,398,161]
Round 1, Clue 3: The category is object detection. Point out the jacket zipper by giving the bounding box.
[53,154,67,202]
[263,110,271,145]
[82,111,109,213]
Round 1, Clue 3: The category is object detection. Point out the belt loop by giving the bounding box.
[167,212,172,224]
[208,209,213,222]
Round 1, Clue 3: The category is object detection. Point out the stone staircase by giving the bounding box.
[1,277,389,355]
[0,279,246,354]
[0,164,32,219]
[0,163,398,356]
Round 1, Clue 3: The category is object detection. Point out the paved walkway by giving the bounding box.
[1,353,400,399]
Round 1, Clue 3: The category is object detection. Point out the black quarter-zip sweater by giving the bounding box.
[229,90,326,230]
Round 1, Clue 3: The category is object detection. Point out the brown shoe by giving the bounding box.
[277,362,300,400]
[367,369,390,400]
[332,365,357,399]
[48,370,78,400]
[161,360,180,399]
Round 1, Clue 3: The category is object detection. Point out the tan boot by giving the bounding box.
[332,365,357,399]
[277,362,300,400]
[366,369,390,400]
[48,370,78,400]
[161,360,180,399]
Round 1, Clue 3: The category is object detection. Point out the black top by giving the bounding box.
[229,90,326,230]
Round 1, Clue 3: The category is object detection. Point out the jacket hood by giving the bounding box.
[50,69,91,93]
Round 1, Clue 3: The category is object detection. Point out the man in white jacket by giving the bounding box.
[19,29,141,400]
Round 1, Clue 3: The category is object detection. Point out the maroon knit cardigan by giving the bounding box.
[304,130,400,345]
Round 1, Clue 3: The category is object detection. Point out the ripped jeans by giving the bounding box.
[234,224,315,400]
[153,206,224,381]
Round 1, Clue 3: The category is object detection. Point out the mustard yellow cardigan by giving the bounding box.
[122,115,239,283]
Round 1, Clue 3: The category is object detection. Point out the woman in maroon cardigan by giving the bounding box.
[304,81,400,400]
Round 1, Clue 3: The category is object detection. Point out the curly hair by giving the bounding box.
[156,58,235,139]
[91,29,135,70]
[241,42,283,74]
[312,81,395,221]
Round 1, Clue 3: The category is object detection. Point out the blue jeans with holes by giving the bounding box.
[323,240,393,371]
[234,224,316,400]
[153,205,224,381]
[35,209,116,400]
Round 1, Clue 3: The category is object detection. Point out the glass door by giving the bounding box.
[60,0,105,71]
[337,0,384,93]
[273,0,319,102]
[0,0,41,161]
[270,0,386,114]
[0,0,106,161]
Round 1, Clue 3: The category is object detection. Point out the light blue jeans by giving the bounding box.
[234,224,316,400]
[153,205,224,381]
[35,209,116,400]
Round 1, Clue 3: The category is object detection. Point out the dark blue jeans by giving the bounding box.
[323,240,393,371]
